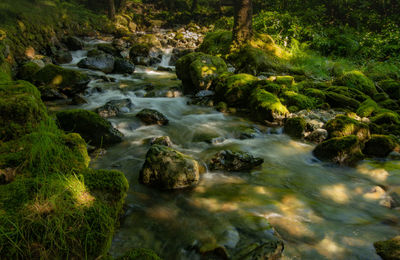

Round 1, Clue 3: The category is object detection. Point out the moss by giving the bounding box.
[117,248,162,260]
[379,99,400,111]
[325,91,360,110]
[176,52,227,94]
[304,88,326,104]
[313,135,364,166]
[216,102,228,113]
[0,80,48,141]
[17,62,41,82]
[371,112,400,125]
[198,30,233,56]
[0,71,11,83]
[254,80,281,95]
[373,92,390,102]
[325,115,370,141]
[250,89,289,122]
[280,91,317,112]
[129,43,151,58]
[214,73,258,107]
[275,76,294,86]
[56,109,123,147]
[335,70,377,96]
[357,99,380,117]
[374,236,400,260]
[88,48,105,57]
[379,79,400,100]
[284,117,307,139]
[363,135,398,158]
[228,45,287,76]
[33,64,89,95]
[326,86,369,102]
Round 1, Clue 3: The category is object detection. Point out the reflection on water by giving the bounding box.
[58,55,400,259]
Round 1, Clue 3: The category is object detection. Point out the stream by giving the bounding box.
[53,40,400,260]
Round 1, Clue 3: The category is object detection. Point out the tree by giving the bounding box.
[108,0,116,20]
[233,0,253,45]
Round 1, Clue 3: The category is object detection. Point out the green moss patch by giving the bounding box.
[334,70,377,96]
[250,89,289,122]
[325,115,370,141]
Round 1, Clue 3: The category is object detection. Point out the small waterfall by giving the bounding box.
[158,48,173,68]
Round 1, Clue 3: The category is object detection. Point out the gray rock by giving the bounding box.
[113,58,135,74]
[306,128,328,143]
[136,108,169,125]
[64,36,83,51]
[95,98,134,118]
[78,54,115,73]
[209,150,264,172]
[139,145,200,190]
[150,136,173,147]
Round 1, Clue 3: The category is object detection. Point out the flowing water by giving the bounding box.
[56,45,400,260]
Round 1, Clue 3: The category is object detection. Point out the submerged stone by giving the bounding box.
[209,150,264,172]
[136,108,169,126]
[139,145,200,190]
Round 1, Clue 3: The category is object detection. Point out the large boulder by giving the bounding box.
[136,109,169,125]
[334,70,377,96]
[0,80,48,141]
[284,117,307,139]
[95,98,134,118]
[325,91,360,110]
[214,73,258,107]
[313,135,364,166]
[113,58,135,74]
[209,150,264,172]
[325,115,370,141]
[33,64,90,97]
[363,135,398,158]
[17,62,41,82]
[63,36,83,51]
[139,145,200,190]
[374,236,400,260]
[78,54,115,73]
[54,49,73,64]
[250,89,289,122]
[176,52,228,94]
[56,109,123,147]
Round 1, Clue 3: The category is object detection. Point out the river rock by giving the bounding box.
[63,36,83,50]
[139,145,200,190]
[374,236,400,260]
[70,94,88,105]
[56,109,123,147]
[54,49,73,64]
[136,109,169,125]
[95,98,134,118]
[362,135,398,158]
[113,58,135,74]
[325,115,370,142]
[150,136,173,147]
[33,64,90,97]
[78,54,115,73]
[209,150,264,172]
[284,117,306,139]
[313,135,364,166]
[305,128,328,143]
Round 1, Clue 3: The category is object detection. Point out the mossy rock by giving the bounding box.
[275,76,294,86]
[176,52,228,94]
[0,80,48,141]
[139,145,200,190]
[198,30,233,56]
[325,115,370,141]
[374,236,400,260]
[284,117,307,139]
[253,80,281,95]
[326,86,369,102]
[304,88,326,104]
[96,43,120,57]
[87,48,105,57]
[117,248,162,260]
[280,91,316,112]
[373,92,390,102]
[33,64,90,96]
[17,61,41,82]
[379,99,400,111]
[313,135,364,166]
[0,71,11,83]
[371,112,400,125]
[135,34,161,49]
[325,91,360,110]
[129,43,151,59]
[56,109,123,147]
[0,168,128,259]
[357,99,380,117]
[250,89,289,122]
[379,79,400,100]
[214,73,258,107]
[228,46,287,76]
[334,71,377,96]
[363,135,398,158]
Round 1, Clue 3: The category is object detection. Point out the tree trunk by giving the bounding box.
[233,0,253,45]
[191,0,198,13]
[108,0,116,20]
